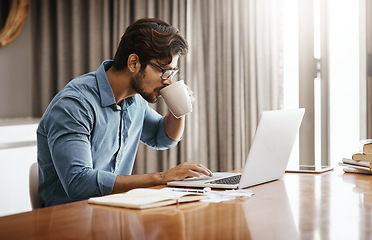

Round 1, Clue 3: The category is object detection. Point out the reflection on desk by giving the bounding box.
[90,198,250,239]
[1,169,372,239]
[242,180,298,240]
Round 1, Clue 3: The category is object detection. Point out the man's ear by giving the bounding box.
[127,53,141,73]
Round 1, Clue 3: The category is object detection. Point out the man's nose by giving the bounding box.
[162,77,172,86]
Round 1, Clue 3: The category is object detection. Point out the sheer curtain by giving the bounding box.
[367,0,372,138]
[181,0,283,173]
[30,0,283,173]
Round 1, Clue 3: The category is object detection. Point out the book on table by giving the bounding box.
[359,139,372,154]
[340,139,372,174]
[342,167,372,175]
[351,139,372,162]
[339,158,372,174]
[352,153,372,162]
[341,158,372,168]
[88,188,209,209]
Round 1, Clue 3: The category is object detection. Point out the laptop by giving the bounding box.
[167,108,305,189]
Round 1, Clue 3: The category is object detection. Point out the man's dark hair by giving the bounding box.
[113,18,189,70]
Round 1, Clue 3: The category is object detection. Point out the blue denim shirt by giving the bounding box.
[37,60,179,207]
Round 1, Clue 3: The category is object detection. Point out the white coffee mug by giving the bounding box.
[159,80,192,118]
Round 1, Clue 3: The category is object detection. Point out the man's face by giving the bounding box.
[131,55,179,103]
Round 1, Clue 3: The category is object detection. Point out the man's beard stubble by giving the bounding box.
[130,70,159,103]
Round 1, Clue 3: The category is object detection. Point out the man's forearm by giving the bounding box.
[111,162,213,194]
[163,113,185,140]
[111,172,165,194]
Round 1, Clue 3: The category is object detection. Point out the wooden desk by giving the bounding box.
[1,169,372,239]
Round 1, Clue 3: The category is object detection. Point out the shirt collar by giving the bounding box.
[96,60,135,109]
[96,60,117,108]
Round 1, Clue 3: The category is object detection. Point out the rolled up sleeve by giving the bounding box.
[140,104,179,150]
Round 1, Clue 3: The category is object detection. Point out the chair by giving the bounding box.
[29,162,41,209]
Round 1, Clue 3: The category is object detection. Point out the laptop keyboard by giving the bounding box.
[209,174,242,185]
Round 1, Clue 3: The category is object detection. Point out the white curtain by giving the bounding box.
[30,0,283,173]
[132,0,284,173]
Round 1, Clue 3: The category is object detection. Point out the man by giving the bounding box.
[37,18,212,207]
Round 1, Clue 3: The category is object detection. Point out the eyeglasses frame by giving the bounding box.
[148,61,179,80]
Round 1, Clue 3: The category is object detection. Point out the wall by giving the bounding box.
[0,12,36,216]
[0,12,32,118]
[0,119,38,216]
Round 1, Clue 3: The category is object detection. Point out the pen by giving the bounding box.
[171,188,205,193]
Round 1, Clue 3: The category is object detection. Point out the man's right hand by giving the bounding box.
[159,162,213,184]
[112,162,213,194]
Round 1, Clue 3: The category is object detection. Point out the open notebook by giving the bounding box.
[88,188,209,209]
[167,109,305,189]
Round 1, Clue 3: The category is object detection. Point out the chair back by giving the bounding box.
[29,162,41,209]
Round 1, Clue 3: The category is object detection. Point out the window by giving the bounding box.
[283,0,365,168]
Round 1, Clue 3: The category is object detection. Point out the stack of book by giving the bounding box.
[339,139,372,175]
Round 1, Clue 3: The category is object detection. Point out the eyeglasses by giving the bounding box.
[148,62,179,80]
